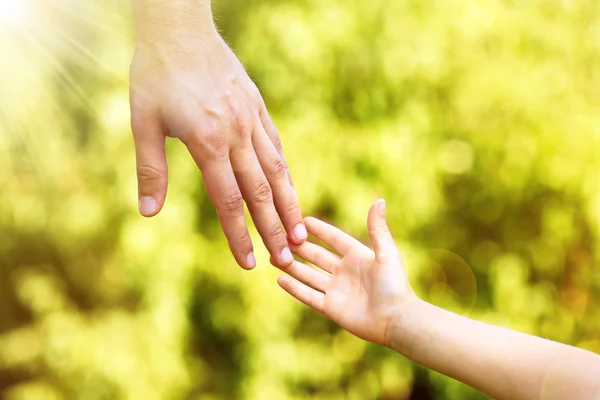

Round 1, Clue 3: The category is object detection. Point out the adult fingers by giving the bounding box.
[259,104,295,188]
[184,133,255,270]
[252,127,306,244]
[131,115,168,217]
[259,104,284,161]
[231,145,293,267]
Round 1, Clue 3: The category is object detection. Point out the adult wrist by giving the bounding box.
[132,0,218,48]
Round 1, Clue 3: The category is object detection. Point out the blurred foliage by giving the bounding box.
[1,0,599,399]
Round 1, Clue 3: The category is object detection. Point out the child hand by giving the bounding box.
[276,200,414,346]
[278,201,600,400]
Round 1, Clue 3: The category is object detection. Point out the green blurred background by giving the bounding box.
[1,0,599,398]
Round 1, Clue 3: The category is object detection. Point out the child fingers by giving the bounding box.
[304,216,363,255]
[280,260,330,293]
[289,241,340,273]
[367,199,400,264]
[277,275,326,313]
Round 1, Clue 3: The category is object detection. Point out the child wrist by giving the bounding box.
[383,293,424,357]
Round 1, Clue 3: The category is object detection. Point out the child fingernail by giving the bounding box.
[294,223,307,240]
[139,196,157,216]
[281,247,293,264]
[247,251,256,269]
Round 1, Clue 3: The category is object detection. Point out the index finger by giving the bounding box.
[259,104,284,160]
[304,217,364,256]
[252,127,306,244]
[259,104,295,188]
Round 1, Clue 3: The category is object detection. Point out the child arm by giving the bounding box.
[278,200,600,400]
[388,295,600,400]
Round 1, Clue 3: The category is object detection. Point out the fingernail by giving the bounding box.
[246,252,256,269]
[139,196,157,216]
[281,247,293,264]
[293,223,307,241]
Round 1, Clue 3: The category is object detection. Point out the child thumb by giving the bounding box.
[367,199,399,264]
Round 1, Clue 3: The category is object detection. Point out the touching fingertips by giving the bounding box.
[293,223,307,241]
[139,196,157,216]
[303,217,316,233]
[281,247,294,264]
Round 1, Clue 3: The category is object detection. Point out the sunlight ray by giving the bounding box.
[33,18,126,83]
[44,0,131,41]
[21,29,98,112]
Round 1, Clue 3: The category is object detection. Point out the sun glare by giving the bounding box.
[0,0,25,27]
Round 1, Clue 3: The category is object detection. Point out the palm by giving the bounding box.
[324,251,407,345]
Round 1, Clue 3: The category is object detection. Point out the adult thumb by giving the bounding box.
[132,118,168,217]
[367,199,399,264]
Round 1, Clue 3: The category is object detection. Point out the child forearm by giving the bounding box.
[387,297,600,400]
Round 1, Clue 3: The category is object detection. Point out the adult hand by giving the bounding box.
[129,1,306,269]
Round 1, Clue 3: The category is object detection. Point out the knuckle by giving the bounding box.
[137,164,164,183]
[252,180,273,204]
[183,128,229,165]
[287,201,300,214]
[183,126,228,162]
[230,228,252,251]
[237,228,251,244]
[202,129,228,155]
[268,223,284,238]
[230,108,252,136]
[271,135,283,152]
[270,158,288,180]
[222,191,244,213]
